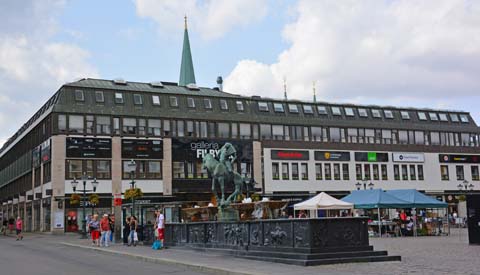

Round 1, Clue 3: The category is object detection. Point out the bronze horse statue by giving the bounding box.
[202,153,253,207]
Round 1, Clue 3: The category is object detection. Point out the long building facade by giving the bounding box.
[0,77,479,232]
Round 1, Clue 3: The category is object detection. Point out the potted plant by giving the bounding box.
[70,194,80,205]
[89,194,100,205]
[124,188,143,200]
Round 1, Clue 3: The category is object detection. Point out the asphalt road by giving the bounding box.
[0,235,206,275]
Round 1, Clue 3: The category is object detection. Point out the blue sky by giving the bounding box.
[0,0,480,146]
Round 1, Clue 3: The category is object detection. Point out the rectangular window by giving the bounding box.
[66,160,83,179]
[460,114,469,123]
[317,106,328,115]
[133,94,143,105]
[113,117,120,134]
[186,121,194,137]
[58,114,67,132]
[75,90,84,101]
[281,163,289,180]
[239,123,251,139]
[273,103,284,112]
[288,104,299,113]
[292,163,299,180]
[220,99,228,110]
[440,165,449,180]
[176,120,184,137]
[231,123,238,138]
[169,96,178,107]
[356,164,362,180]
[324,164,332,180]
[410,165,416,180]
[152,95,160,105]
[122,118,137,134]
[147,119,161,136]
[258,102,269,112]
[96,116,111,134]
[384,110,394,119]
[394,165,400,180]
[163,120,171,136]
[438,113,448,121]
[301,163,308,180]
[260,124,272,139]
[85,160,94,179]
[315,163,322,180]
[364,164,371,180]
[96,160,111,179]
[303,105,313,114]
[236,101,244,111]
[204,98,212,109]
[68,115,84,133]
[333,163,340,180]
[272,125,284,140]
[472,166,479,181]
[418,165,424,180]
[218,123,230,138]
[95,91,104,103]
[372,109,381,118]
[185,97,195,108]
[272,163,280,180]
[173,162,185,179]
[196,161,208,179]
[329,127,341,142]
[372,164,379,180]
[148,161,162,179]
[358,108,368,117]
[429,112,438,121]
[456,165,465,180]
[115,92,123,104]
[450,113,459,122]
[86,115,94,134]
[402,165,408,180]
[345,108,355,117]
[208,122,215,138]
[199,121,207,138]
[418,112,427,120]
[381,164,388,180]
[342,164,349,180]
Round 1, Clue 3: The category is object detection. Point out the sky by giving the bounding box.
[1,0,480,147]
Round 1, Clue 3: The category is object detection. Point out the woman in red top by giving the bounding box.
[15,217,23,241]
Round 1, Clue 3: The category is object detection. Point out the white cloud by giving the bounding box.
[224,0,480,116]
[134,0,268,40]
[0,1,98,148]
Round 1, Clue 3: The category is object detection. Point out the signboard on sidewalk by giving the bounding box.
[54,211,64,229]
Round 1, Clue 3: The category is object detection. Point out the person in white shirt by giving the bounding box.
[156,209,165,248]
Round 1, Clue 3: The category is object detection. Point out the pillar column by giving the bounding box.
[40,163,44,231]
[111,137,122,241]
[163,138,172,195]
[253,141,263,192]
[31,167,36,231]
[50,135,66,234]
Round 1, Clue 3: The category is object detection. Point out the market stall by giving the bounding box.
[294,192,354,218]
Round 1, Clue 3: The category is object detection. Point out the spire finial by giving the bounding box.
[283,77,287,100]
[313,81,317,102]
[184,15,188,30]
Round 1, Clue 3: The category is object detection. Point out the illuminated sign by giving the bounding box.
[439,154,480,164]
[393,153,425,163]
[271,150,309,160]
[67,138,111,158]
[122,139,163,159]
[314,151,350,161]
[355,152,388,162]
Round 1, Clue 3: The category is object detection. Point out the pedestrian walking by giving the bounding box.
[15,217,23,241]
[108,214,115,244]
[100,214,111,247]
[157,209,165,248]
[88,214,100,246]
[123,216,130,245]
[1,219,7,235]
[128,216,138,246]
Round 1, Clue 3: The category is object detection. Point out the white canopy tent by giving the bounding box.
[294,192,354,218]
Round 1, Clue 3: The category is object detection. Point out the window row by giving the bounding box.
[272,162,309,180]
[355,164,388,181]
[66,160,111,179]
[74,90,243,111]
[440,165,479,181]
[257,101,469,123]
[173,161,252,179]
[122,160,162,179]
[57,114,480,148]
[392,165,424,181]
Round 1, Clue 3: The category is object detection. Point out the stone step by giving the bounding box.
[239,254,402,266]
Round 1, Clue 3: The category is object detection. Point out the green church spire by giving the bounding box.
[179,16,196,86]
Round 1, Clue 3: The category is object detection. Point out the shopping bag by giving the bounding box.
[133,232,138,242]
[152,240,161,250]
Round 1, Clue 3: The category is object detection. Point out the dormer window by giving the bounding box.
[450,113,459,122]
[384,110,393,119]
[187,97,195,108]
[303,105,313,114]
[204,98,212,109]
[429,113,438,121]
[258,102,269,112]
[273,103,284,113]
[115,92,124,104]
[418,112,427,121]
[75,90,84,101]
[438,113,448,121]
[331,107,342,116]
[95,91,104,103]
[220,99,228,110]
[152,95,160,105]
[236,101,244,111]
[401,111,410,119]
[317,106,328,115]
[358,108,368,117]
[345,108,355,117]
[133,94,143,105]
[371,109,381,118]
[169,96,178,107]
[460,114,469,123]
[288,104,299,113]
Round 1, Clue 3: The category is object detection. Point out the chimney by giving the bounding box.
[216,76,223,91]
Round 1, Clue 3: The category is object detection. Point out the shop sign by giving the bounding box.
[41,139,51,162]
[439,154,480,164]
[122,139,163,159]
[172,138,252,162]
[271,150,309,160]
[113,193,122,206]
[392,153,425,163]
[314,151,350,161]
[354,152,389,162]
[135,199,152,205]
[66,137,112,158]
[32,146,41,167]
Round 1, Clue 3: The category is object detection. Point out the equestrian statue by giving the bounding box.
[202,143,254,208]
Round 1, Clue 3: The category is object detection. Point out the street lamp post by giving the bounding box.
[128,160,136,217]
[457,180,474,192]
[71,172,99,239]
[356,178,374,190]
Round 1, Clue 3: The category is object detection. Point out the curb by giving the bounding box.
[61,242,254,275]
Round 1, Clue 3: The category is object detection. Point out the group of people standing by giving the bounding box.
[1,217,23,241]
[87,213,114,247]
[122,215,139,246]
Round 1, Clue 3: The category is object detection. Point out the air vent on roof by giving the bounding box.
[150,81,164,88]
[251,96,261,99]
[113,78,127,85]
[186,83,200,90]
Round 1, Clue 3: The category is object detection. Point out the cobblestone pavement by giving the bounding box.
[23,228,480,275]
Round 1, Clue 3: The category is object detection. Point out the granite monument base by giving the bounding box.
[165,218,401,266]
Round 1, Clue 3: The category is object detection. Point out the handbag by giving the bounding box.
[133,231,138,242]
[152,240,161,250]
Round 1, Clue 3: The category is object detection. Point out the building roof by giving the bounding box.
[179,17,196,86]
